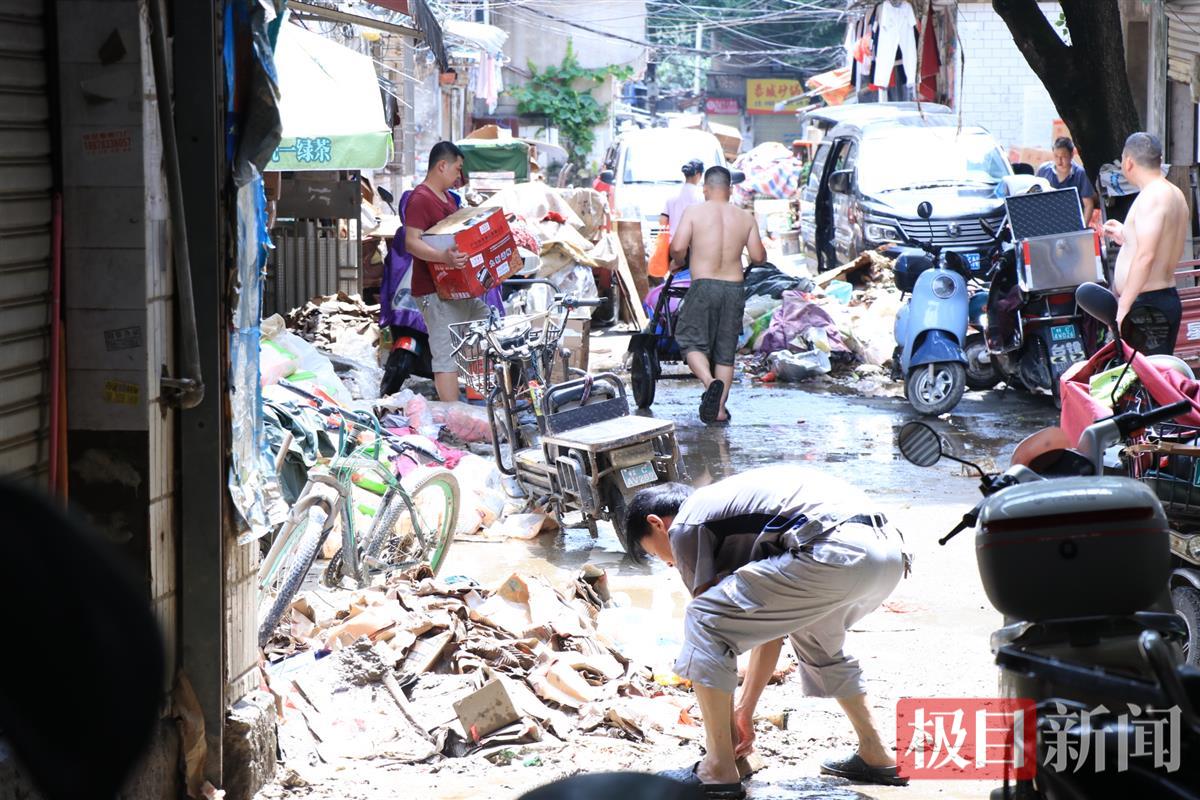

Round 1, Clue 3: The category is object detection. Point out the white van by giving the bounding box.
[599,128,727,248]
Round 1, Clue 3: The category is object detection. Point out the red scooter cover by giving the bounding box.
[1059,341,1200,442]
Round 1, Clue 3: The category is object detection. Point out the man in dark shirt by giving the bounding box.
[403,141,488,402]
[1036,137,1096,224]
[627,466,908,795]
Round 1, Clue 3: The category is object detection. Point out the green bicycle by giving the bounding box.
[256,413,459,649]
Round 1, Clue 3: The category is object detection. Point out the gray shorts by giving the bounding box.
[674,522,905,696]
[417,293,490,374]
[675,278,745,367]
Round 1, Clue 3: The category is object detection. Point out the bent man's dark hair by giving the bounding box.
[624,482,694,563]
[428,140,464,171]
[1053,136,1074,153]
[704,165,732,189]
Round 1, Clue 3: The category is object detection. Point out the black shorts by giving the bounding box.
[675,278,746,366]
[1128,287,1182,356]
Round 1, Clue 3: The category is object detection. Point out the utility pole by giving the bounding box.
[692,23,703,95]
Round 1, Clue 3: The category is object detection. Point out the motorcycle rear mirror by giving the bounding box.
[1075,282,1119,330]
[898,421,943,467]
[979,218,995,238]
[917,201,933,220]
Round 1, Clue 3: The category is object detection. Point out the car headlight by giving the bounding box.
[931,274,957,298]
[618,203,643,220]
[865,222,900,242]
[1188,535,1200,561]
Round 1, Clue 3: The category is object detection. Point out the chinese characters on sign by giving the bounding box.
[705,97,741,115]
[745,78,805,115]
[897,698,1183,780]
[272,137,334,164]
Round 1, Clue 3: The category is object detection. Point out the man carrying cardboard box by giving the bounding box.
[404,141,490,402]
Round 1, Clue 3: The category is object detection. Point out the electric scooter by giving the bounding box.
[897,283,1200,798]
[891,201,972,415]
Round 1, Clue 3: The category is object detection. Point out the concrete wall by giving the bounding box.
[955,2,1062,151]
[492,0,647,167]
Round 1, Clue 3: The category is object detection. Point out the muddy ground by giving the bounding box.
[256,337,1060,800]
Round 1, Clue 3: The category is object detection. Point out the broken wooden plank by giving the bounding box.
[814,251,892,287]
[615,219,650,300]
[610,231,650,329]
[399,630,453,676]
[382,672,437,745]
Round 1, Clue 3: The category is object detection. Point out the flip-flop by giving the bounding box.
[819,753,909,786]
[699,380,724,424]
[659,762,747,799]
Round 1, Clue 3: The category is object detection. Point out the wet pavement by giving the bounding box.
[260,368,1061,800]
[439,373,1060,800]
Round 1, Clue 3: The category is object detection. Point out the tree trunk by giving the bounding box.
[993,0,1142,183]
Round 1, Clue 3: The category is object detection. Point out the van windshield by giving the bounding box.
[621,138,723,184]
[857,129,1010,194]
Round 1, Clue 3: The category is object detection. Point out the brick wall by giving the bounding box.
[955,3,1062,153]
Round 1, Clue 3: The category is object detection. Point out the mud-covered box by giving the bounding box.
[976,477,1171,621]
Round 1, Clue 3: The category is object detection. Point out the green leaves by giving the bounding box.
[510,40,629,169]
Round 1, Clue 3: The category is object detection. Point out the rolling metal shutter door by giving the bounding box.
[1167,1,1200,84]
[0,0,52,482]
[751,114,803,148]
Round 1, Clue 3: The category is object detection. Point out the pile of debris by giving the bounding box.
[739,251,902,388]
[264,566,701,778]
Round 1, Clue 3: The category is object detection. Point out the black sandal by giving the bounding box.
[819,753,908,786]
[699,380,724,424]
[659,762,747,799]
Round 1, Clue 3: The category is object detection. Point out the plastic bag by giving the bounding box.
[546,263,599,300]
[404,394,438,439]
[429,401,492,442]
[648,229,670,279]
[260,314,353,405]
[769,348,831,381]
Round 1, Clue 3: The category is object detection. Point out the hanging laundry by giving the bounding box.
[919,3,942,101]
[872,0,918,89]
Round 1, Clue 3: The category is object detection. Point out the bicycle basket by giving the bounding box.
[1126,423,1200,520]
[449,320,492,394]
[448,311,566,393]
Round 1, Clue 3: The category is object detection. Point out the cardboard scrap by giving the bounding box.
[453,678,522,741]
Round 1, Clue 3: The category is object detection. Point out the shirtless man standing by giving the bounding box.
[670,167,767,424]
[1104,132,1188,355]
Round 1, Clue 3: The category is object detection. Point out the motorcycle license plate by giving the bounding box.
[620,462,658,489]
[1050,324,1078,342]
[963,252,981,271]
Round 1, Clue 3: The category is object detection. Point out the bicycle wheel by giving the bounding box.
[363,467,460,577]
[257,503,331,648]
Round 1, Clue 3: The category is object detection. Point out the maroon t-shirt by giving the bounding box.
[405,183,459,297]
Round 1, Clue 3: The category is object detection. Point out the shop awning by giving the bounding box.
[268,22,393,172]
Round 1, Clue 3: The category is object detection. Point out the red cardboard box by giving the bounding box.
[421,206,521,300]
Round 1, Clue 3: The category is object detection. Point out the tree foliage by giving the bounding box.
[510,42,632,168]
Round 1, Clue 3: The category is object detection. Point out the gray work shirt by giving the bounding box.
[668,465,878,597]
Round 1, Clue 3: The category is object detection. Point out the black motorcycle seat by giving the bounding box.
[547,382,619,411]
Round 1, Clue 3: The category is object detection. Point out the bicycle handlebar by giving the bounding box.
[1115,399,1194,437]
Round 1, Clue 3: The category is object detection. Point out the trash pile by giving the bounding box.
[260,294,554,543]
[264,565,702,777]
[484,183,618,305]
[737,252,902,390]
